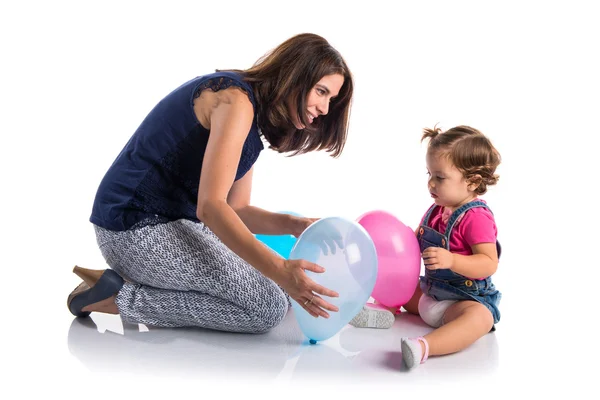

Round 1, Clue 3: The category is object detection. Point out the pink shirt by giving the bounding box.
[420,200,498,256]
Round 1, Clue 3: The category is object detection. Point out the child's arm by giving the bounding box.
[449,243,498,279]
[421,243,498,279]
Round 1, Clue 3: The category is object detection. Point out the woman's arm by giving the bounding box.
[195,88,282,280]
[195,87,338,317]
[227,167,311,237]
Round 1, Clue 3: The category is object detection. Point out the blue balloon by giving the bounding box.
[289,217,378,343]
[255,233,297,259]
[255,211,303,259]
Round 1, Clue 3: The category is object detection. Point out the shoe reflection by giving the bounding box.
[67,310,306,380]
[68,309,497,382]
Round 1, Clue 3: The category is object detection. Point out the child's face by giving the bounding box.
[426,150,477,211]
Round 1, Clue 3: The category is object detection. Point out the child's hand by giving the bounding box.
[422,247,454,270]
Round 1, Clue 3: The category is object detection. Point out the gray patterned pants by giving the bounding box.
[94,219,289,333]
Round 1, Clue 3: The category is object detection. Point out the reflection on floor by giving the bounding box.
[67,307,499,385]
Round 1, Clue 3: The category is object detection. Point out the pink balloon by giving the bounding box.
[356,210,421,308]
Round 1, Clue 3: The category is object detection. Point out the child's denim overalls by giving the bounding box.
[416,200,502,325]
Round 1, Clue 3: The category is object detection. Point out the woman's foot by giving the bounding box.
[67,281,92,318]
[81,295,119,314]
[67,266,124,317]
[401,337,429,370]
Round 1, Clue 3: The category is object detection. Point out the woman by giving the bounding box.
[67,33,354,334]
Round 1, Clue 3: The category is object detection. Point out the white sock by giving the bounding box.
[349,303,395,329]
[401,337,428,370]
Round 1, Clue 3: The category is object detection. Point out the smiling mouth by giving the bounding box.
[307,112,315,124]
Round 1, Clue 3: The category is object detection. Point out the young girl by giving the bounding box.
[400,125,502,370]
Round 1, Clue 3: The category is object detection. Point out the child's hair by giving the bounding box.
[421,125,501,195]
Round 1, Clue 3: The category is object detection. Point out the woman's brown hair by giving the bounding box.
[224,33,353,157]
[422,125,501,195]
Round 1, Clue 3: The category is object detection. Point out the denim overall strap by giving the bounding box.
[444,200,501,258]
[444,200,490,238]
[422,203,438,227]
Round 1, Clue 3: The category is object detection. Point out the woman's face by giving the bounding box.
[289,73,345,129]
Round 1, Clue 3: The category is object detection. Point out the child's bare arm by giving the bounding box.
[449,243,498,278]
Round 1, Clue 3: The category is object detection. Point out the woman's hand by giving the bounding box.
[290,217,319,238]
[291,217,344,255]
[273,258,339,318]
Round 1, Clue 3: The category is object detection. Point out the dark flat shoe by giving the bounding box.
[67,269,124,318]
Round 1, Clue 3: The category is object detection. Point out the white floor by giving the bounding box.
[54,305,498,397]
[7,282,585,400]
[65,308,501,385]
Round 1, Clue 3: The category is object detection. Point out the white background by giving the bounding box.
[2,0,598,397]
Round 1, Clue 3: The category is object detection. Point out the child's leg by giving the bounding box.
[349,302,395,329]
[402,300,493,369]
[401,283,423,315]
[425,300,494,355]
[353,281,424,329]
[372,299,400,314]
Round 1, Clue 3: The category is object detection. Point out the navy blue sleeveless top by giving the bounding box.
[90,72,264,231]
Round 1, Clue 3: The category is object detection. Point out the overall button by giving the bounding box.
[419,227,424,235]
[465,280,473,287]
[441,238,446,247]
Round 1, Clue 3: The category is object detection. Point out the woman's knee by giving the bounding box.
[250,292,288,333]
